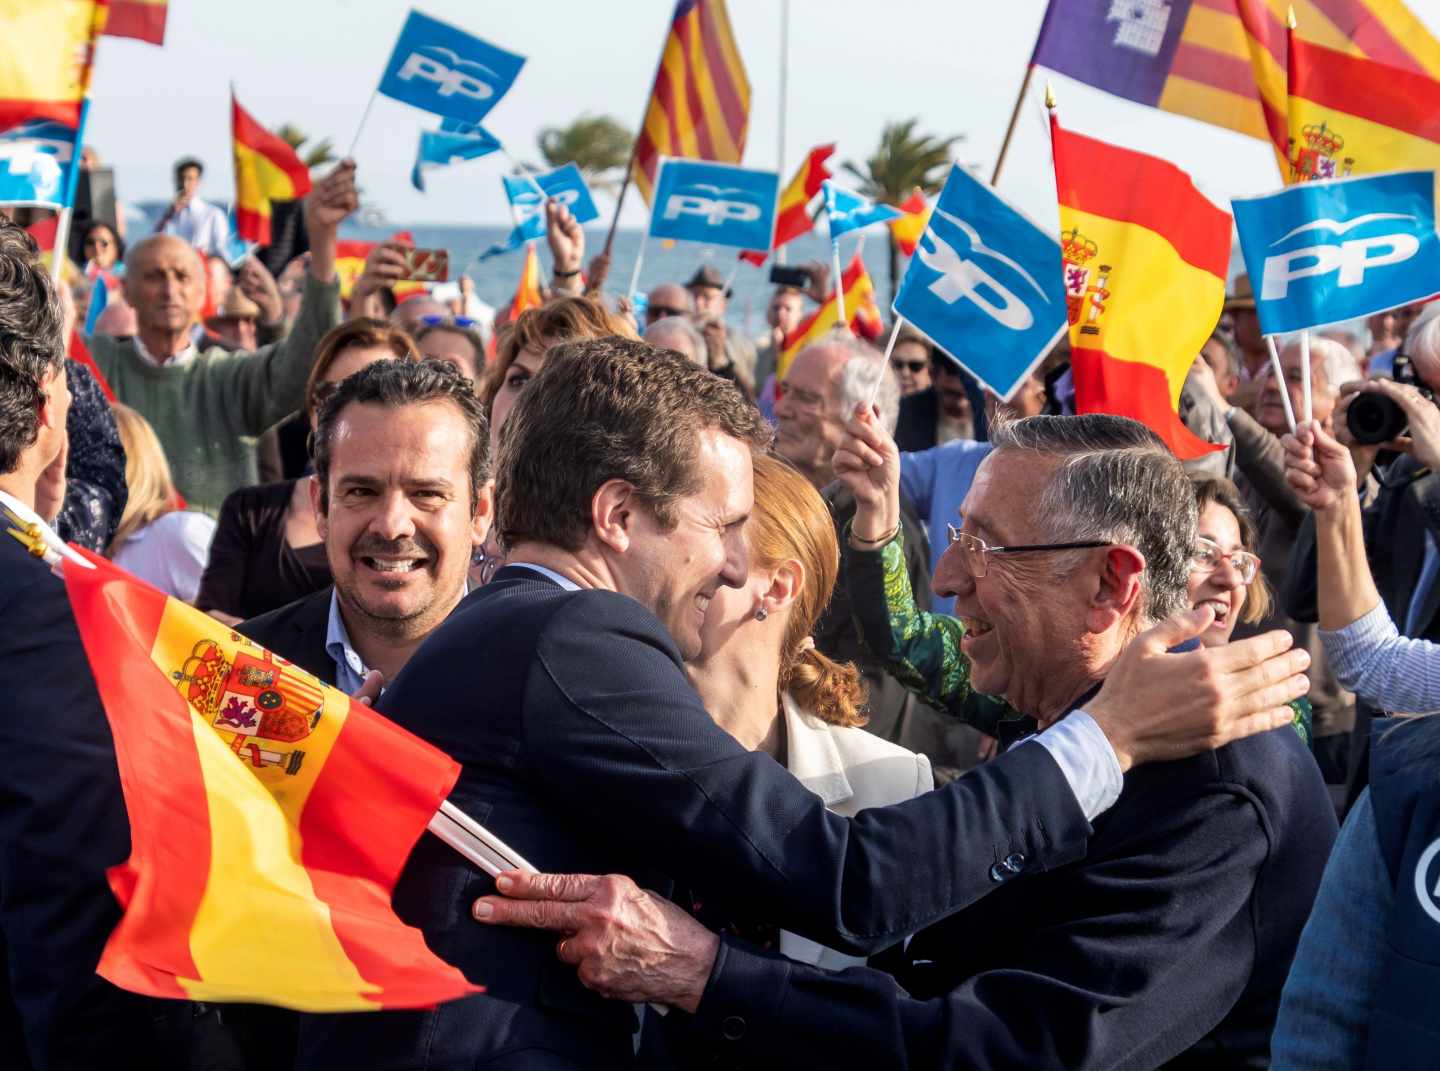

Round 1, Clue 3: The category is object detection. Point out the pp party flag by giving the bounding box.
[232,94,313,247]
[411,123,500,192]
[0,118,80,206]
[1286,36,1440,183]
[894,164,1066,402]
[507,242,544,319]
[55,547,480,1010]
[631,0,751,205]
[890,188,931,258]
[1051,115,1228,459]
[502,163,600,241]
[0,0,106,128]
[648,158,779,250]
[776,252,879,379]
[1233,170,1440,335]
[824,181,902,241]
[378,10,525,128]
[105,0,166,45]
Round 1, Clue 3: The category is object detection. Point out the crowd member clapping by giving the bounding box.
[106,404,216,602]
[196,319,418,625]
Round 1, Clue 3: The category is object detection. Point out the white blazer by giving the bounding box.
[777,691,934,971]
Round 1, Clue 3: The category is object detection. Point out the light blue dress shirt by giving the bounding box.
[324,589,369,697]
[1322,600,1440,715]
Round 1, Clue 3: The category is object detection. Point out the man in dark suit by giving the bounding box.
[0,221,169,1066]
[474,411,1334,1069]
[299,339,1313,1069]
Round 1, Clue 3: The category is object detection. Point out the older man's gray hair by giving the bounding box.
[1287,336,1361,395]
[825,332,900,434]
[989,413,1196,623]
[644,317,707,367]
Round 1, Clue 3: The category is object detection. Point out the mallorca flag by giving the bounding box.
[889,189,931,258]
[105,0,165,44]
[509,242,544,319]
[1051,116,1226,460]
[0,0,106,128]
[1286,34,1440,182]
[632,0,751,205]
[59,548,480,1010]
[739,143,836,265]
[776,252,879,378]
[233,93,313,247]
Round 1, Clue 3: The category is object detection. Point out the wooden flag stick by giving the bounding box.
[991,65,1037,187]
[1265,336,1297,433]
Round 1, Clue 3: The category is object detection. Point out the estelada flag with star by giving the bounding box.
[1050,113,1227,460]
[56,545,478,1011]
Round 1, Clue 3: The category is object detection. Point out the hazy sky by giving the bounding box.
[86,0,1440,229]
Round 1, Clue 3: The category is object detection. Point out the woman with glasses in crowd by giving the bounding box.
[832,407,1310,744]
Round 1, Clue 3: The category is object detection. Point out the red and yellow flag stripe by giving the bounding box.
[632,0,751,205]
[104,0,165,44]
[64,549,477,1011]
[777,252,880,379]
[233,94,313,247]
[1051,116,1227,460]
[0,0,106,128]
[510,242,544,319]
[889,189,931,258]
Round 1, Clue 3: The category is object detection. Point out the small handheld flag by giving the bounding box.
[501,163,599,242]
[411,123,501,192]
[647,158,779,251]
[890,189,931,257]
[0,118,79,207]
[823,181,902,241]
[232,94,313,247]
[377,10,526,127]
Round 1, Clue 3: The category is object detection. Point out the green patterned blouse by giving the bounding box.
[842,521,1312,745]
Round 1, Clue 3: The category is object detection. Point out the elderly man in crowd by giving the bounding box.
[88,162,363,514]
[477,412,1333,1070]
[643,314,707,366]
[686,265,758,388]
[298,337,1309,1069]
[643,281,692,327]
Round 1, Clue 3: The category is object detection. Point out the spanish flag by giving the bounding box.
[889,189,930,258]
[0,0,106,128]
[777,252,880,379]
[509,242,544,319]
[233,93,313,247]
[1051,116,1226,461]
[738,143,834,267]
[632,0,750,205]
[56,548,479,1011]
[105,0,165,44]
[1286,34,1440,182]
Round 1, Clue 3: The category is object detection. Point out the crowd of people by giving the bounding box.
[2,154,1438,1070]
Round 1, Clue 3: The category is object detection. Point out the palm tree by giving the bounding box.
[843,119,964,303]
[276,124,337,171]
[536,115,633,194]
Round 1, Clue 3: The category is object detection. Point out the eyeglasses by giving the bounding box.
[890,358,928,374]
[945,524,1110,579]
[1190,537,1260,585]
[419,314,480,329]
[646,306,688,321]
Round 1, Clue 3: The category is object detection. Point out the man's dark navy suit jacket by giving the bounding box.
[297,566,1093,1068]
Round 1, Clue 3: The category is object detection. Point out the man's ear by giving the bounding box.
[1086,544,1146,635]
[591,479,638,554]
[36,369,64,434]
[309,474,328,541]
[471,480,495,547]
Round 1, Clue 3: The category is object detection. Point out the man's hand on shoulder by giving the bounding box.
[1084,608,1310,771]
[472,871,719,1013]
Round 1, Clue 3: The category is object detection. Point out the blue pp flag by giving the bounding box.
[893,165,1066,401]
[502,163,599,240]
[378,10,526,127]
[84,274,108,335]
[824,181,902,241]
[0,119,79,207]
[412,124,502,192]
[648,159,779,251]
[1234,171,1440,334]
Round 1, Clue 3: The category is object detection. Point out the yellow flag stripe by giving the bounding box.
[1290,97,1440,173]
[1183,4,1256,59]
[1160,76,1270,141]
[0,0,102,101]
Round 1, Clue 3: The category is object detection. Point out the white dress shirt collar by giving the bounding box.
[132,332,198,368]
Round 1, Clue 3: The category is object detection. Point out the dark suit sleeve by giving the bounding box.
[680,791,1270,1070]
[195,488,253,615]
[526,592,1092,955]
[0,568,162,1062]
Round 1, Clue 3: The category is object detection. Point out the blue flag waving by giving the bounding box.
[648,159,779,250]
[0,119,80,207]
[893,165,1066,401]
[411,124,502,192]
[378,10,526,126]
[502,163,600,241]
[1234,171,1440,335]
[824,181,902,241]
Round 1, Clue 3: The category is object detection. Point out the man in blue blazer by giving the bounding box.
[298,339,1312,1069]
[0,222,169,1067]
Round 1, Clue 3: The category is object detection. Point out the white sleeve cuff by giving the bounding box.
[1019,710,1124,821]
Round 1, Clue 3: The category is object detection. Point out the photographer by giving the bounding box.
[1282,304,1440,806]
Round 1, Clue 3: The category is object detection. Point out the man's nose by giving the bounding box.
[932,542,974,600]
[368,491,417,541]
[719,533,749,590]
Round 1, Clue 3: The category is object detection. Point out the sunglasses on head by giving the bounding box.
[419,314,480,329]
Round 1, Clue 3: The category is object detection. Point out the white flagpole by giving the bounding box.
[832,238,846,329]
[627,237,648,304]
[1265,336,1296,433]
[867,315,905,409]
[49,207,73,287]
[722,259,742,294]
[346,88,379,159]
[1299,329,1313,425]
[775,0,791,266]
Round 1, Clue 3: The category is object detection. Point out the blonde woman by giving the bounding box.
[107,404,216,602]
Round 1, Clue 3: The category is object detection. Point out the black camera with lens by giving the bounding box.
[1347,353,1436,445]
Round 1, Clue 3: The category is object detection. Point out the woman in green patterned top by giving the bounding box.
[833,411,1312,746]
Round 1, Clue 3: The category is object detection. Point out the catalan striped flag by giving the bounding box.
[232,94,313,247]
[105,0,165,44]
[1285,33,1440,181]
[58,548,480,1011]
[1030,0,1440,152]
[631,0,750,206]
[777,252,880,379]
[1051,115,1227,460]
[889,189,931,258]
[509,242,544,319]
[0,0,106,128]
